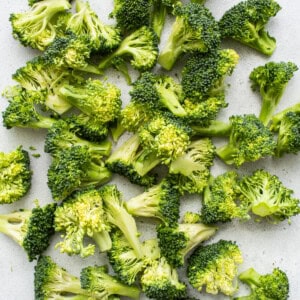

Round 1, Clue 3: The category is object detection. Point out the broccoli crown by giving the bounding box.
[10,0,71,50]
[237,169,300,223]
[216,114,276,166]
[126,177,180,226]
[250,61,298,125]
[182,49,239,100]
[34,256,91,300]
[157,223,217,267]
[158,3,220,70]
[201,171,250,224]
[219,0,281,55]
[140,257,187,300]
[59,78,121,124]
[236,267,289,300]
[182,212,202,224]
[169,138,215,194]
[0,146,31,204]
[47,146,111,201]
[187,240,243,296]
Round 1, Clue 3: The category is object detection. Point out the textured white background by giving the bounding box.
[0,0,300,299]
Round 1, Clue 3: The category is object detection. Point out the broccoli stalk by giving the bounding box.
[191,120,232,137]
[151,0,168,38]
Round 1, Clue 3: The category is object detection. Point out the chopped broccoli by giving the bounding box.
[219,0,281,55]
[271,102,300,129]
[201,172,250,224]
[158,3,220,70]
[10,0,71,50]
[237,169,300,223]
[157,222,217,267]
[187,240,243,296]
[169,138,215,195]
[191,120,232,137]
[0,204,56,261]
[235,267,289,300]
[216,114,276,166]
[54,188,111,257]
[0,146,31,204]
[250,61,298,125]
[47,146,111,201]
[182,212,201,224]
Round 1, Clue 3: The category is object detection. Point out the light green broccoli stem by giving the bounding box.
[134,150,161,176]
[92,230,112,252]
[44,94,72,115]
[32,117,57,129]
[83,163,111,185]
[238,268,261,288]
[151,0,168,39]
[110,121,126,142]
[191,120,232,137]
[271,103,300,129]
[75,64,102,75]
[216,144,236,165]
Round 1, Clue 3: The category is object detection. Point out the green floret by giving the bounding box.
[47,146,111,201]
[34,256,93,300]
[130,72,186,117]
[182,212,201,224]
[44,119,111,158]
[187,240,243,296]
[54,188,112,257]
[0,146,31,204]
[271,102,300,129]
[140,257,187,300]
[181,49,239,99]
[126,177,180,226]
[10,0,71,50]
[169,138,215,195]
[216,114,276,166]
[219,0,281,55]
[250,61,298,125]
[237,169,300,223]
[105,134,159,186]
[158,3,220,70]
[80,265,140,299]
[100,185,143,258]
[201,172,250,224]
[157,223,217,267]
[235,267,289,300]
[0,204,56,261]
[66,0,121,52]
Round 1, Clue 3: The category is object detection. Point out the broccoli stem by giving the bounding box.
[151,0,168,39]
[216,144,236,165]
[31,117,57,129]
[45,94,72,115]
[134,150,161,176]
[110,121,126,142]
[191,120,232,137]
[92,230,112,252]
[271,103,300,129]
[76,64,101,75]
[104,282,140,299]
[83,162,111,185]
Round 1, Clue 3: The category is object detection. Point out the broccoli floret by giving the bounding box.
[47,146,111,201]
[191,120,232,137]
[59,78,121,125]
[201,172,250,224]
[219,0,281,55]
[182,49,239,99]
[169,138,215,194]
[271,102,300,129]
[100,185,143,258]
[140,257,187,300]
[54,188,111,257]
[216,114,276,166]
[0,146,31,204]
[106,134,159,186]
[182,212,201,224]
[250,61,298,125]
[0,204,56,261]
[158,3,220,70]
[235,267,289,300]
[126,177,180,226]
[10,0,71,50]
[157,223,217,267]
[34,256,93,300]
[187,240,243,296]
[238,169,300,223]
[66,0,121,52]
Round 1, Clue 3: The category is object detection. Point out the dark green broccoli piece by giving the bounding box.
[34,256,93,300]
[105,134,159,186]
[201,172,250,224]
[219,0,281,55]
[10,0,71,50]
[238,169,300,223]
[0,204,56,261]
[182,212,201,224]
[0,146,31,204]
[187,240,243,296]
[158,3,220,70]
[47,146,111,201]
[250,61,298,125]
[235,267,289,300]
[191,120,232,137]
[216,114,276,166]
[126,177,180,226]
[169,138,215,195]
[157,222,217,267]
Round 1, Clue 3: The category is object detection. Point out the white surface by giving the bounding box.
[0,0,300,299]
